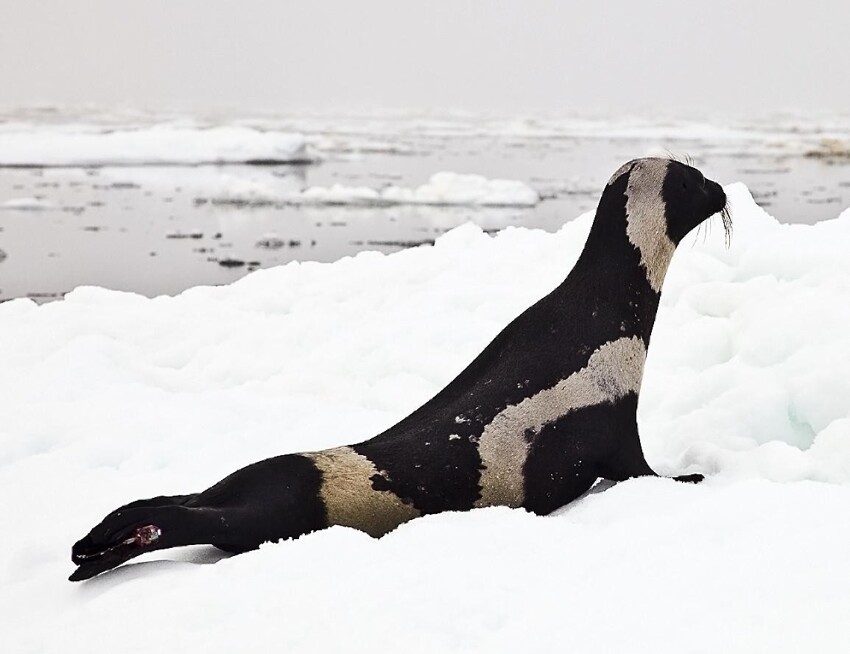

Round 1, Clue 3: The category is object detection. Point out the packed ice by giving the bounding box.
[0,125,310,166]
[207,172,540,207]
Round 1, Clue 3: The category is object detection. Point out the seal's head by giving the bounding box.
[589,157,731,293]
[607,157,731,245]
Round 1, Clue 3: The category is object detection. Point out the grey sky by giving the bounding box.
[2,0,848,117]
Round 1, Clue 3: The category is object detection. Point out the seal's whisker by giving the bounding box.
[720,203,733,248]
[663,151,695,167]
[691,222,703,247]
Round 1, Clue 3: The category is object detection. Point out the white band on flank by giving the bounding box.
[307,447,420,537]
[475,336,646,508]
[624,160,676,292]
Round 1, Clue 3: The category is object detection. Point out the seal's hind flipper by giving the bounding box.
[115,494,197,511]
[70,502,232,581]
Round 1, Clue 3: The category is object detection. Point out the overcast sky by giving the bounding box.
[2,1,848,117]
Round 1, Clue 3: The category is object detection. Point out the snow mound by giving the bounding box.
[209,172,540,207]
[1,184,849,653]
[0,125,311,166]
[380,172,539,206]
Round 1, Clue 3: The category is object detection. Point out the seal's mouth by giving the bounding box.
[70,524,162,581]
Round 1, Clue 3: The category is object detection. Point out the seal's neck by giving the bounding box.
[576,217,676,291]
[564,187,678,346]
[622,186,677,293]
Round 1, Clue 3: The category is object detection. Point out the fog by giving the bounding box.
[3,0,848,117]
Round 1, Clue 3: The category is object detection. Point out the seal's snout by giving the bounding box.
[708,179,727,213]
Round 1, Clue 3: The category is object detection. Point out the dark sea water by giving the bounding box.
[1,113,849,302]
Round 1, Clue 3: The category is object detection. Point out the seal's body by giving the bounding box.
[70,158,730,581]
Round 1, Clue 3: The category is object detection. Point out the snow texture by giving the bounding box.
[0,125,310,166]
[1,185,849,653]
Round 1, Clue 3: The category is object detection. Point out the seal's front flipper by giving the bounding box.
[599,420,703,485]
[673,473,704,484]
[601,456,704,485]
[600,454,705,485]
[598,439,658,482]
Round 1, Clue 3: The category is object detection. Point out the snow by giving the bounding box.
[0,125,311,166]
[1,184,849,652]
[206,172,540,207]
[379,172,539,206]
[1,196,56,210]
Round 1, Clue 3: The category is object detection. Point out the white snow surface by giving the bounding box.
[1,184,849,652]
[209,172,541,207]
[1,196,56,210]
[0,125,310,166]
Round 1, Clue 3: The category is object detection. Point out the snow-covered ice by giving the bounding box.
[378,172,539,206]
[1,184,849,653]
[206,172,540,207]
[1,196,56,210]
[0,125,311,166]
